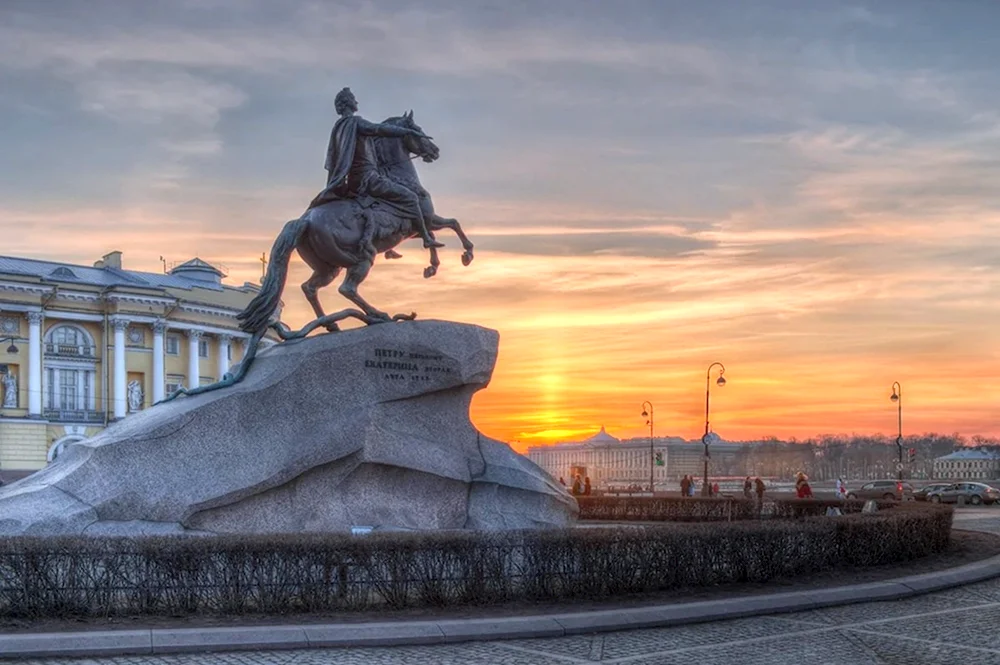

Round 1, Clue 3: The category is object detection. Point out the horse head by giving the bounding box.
[393,109,440,163]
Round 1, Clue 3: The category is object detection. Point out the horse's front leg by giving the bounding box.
[428,214,474,266]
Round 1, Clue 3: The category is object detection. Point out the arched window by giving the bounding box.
[45,324,96,357]
[43,325,98,418]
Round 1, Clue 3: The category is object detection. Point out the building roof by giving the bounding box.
[0,254,234,292]
[583,426,620,445]
[936,449,1000,461]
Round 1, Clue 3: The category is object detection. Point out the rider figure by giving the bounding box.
[310,87,444,250]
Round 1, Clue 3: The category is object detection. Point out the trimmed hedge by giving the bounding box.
[0,503,952,619]
[576,496,896,521]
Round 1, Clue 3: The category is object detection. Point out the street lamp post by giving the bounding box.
[641,401,654,494]
[890,381,902,481]
[702,362,726,496]
[0,338,18,355]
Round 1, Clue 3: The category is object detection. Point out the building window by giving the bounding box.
[165,382,182,396]
[166,336,180,355]
[53,326,80,346]
[59,369,78,408]
[198,340,209,358]
[45,367,93,411]
[45,324,94,357]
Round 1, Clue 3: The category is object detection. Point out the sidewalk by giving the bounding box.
[3,549,999,659]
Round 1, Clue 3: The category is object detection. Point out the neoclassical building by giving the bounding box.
[526,427,676,490]
[526,427,744,491]
[932,448,1000,481]
[0,251,278,481]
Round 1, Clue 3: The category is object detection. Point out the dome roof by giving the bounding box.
[168,258,226,285]
[583,426,620,446]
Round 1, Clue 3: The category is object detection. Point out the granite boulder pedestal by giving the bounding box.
[0,320,578,536]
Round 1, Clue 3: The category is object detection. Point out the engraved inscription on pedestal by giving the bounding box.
[364,347,455,383]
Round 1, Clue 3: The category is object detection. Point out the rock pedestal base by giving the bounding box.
[0,320,577,536]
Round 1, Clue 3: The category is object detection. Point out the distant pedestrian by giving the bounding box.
[712,482,720,496]
[754,477,766,502]
[795,472,814,499]
[689,479,697,497]
[680,475,690,497]
[743,476,753,499]
[583,476,592,496]
[571,475,582,496]
[835,477,847,500]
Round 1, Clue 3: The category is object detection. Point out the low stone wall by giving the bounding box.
[0,503,952,619]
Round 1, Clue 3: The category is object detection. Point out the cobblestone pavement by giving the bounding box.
[9,508,1000,665]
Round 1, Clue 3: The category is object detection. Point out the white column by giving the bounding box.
[152,321,166,403]
[111,318,128,419]
[217,334,231,379]
[76,370,84,410]
[186,329,202,389]
[26,311,43,417]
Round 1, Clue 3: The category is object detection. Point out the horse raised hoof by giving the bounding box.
[462,250,474,266]
[423,265,437,279]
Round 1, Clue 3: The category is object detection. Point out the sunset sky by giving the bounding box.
[2,1,1000,450]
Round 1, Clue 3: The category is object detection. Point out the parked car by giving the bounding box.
[926,482,1000,505]
[913,483,954,501]
[845,480,914,501]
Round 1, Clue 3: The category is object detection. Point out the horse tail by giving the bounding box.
[237,217,308,335]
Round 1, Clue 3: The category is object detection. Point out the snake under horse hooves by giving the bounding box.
[155,309,417,405]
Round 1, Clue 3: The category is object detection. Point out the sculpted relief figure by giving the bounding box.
[2,372,16,408]
[127,380,143,413]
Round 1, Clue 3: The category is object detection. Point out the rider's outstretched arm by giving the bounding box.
[356,118,428,140]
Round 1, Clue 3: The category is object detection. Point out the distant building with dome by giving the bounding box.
[526,426,675,490]
[526,426,743,491]
[0,250,279,482]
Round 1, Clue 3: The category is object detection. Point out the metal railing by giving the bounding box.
[43,409,104,423]
[44,343,96,358]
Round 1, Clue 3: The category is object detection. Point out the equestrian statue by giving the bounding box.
[162,87,475,402]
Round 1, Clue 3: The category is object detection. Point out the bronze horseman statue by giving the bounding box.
[163,87,476,402]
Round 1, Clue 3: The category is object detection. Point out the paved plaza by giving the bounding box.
[5,510,1000,665]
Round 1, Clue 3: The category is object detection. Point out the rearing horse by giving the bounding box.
[238,111,474,336]
[161,112,473,404]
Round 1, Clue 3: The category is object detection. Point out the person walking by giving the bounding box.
[743,476,753,499]
[680,475,690,498]
[835,477,847,500]
[583,476,592,496]
[795,472,814,499]
[754,477,766,502]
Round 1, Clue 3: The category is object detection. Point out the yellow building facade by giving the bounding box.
[0,251,277,481]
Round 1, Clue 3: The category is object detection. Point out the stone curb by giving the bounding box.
[2,553,1000,659]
